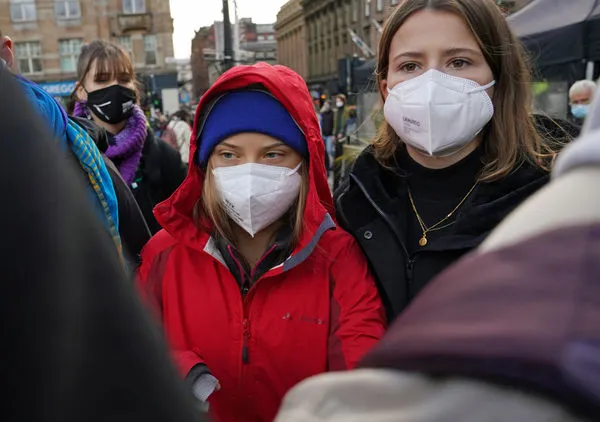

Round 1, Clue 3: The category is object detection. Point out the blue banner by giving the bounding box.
[38,80,77,97]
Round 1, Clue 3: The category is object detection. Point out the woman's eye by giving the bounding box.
[449,59,469,70]
[400,62,419,73]
[220,152,236,160]
[265,151,283,159]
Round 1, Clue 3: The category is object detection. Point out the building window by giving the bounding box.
[123,0,145,14]
[267,34,275,41]
[10,0,37,23]
[55,0,81,20]
[143,35,158,66]
[365,0,371,17]
[352,0,358,22]
[59,39,82,73]
[376,0,383,11]
[15,42,42,74]
[117,36,134,60]
[391,0,399,4]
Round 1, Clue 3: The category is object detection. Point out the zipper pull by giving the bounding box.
[241,272,250,297]
[406,259,414,285]
[242,319,250,364]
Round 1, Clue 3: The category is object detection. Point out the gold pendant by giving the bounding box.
[419,235,428,247]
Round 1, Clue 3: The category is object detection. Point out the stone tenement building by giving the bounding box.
[278,0,397,93]
[190,26,213,100]
[1,0,176,107]
[276,0,531,94]
[275,0,307,79]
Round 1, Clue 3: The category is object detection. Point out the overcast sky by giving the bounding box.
[170,0,288,58]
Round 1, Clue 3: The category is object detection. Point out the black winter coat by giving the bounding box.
[321,109,334,137]
[71,117,151,268]
[127,131,187,234]
[335,115,576,322]
[336,148,548,322]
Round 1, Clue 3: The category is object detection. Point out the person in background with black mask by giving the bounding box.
[0,65,203,422]
[1,31,150,269]
[72,40,187,234]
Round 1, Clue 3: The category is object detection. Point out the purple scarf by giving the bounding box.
[73,102,148,185]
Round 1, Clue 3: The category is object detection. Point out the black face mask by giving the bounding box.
[86,84,137,124]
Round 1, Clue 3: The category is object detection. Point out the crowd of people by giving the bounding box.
[1,0,599,421]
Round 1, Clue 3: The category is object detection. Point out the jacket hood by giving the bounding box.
[154,63,335,260]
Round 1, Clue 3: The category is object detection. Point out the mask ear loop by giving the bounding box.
[286,162,302,176]
[468,80,496,94]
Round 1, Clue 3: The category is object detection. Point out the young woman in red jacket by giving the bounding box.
[137,63,386,422]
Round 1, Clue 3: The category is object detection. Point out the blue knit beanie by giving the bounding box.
[197,90,307,166]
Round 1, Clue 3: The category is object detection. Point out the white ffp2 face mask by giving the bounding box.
[212,162,302,237]
[384,69,495,156]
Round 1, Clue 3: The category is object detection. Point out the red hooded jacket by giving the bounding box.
[137,63,386,422]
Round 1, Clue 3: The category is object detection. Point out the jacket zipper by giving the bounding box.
[406,257,415,285]
[241,270,250,364]
[238,244,279,365]
[239,272,274,365]
[242,318,250,364]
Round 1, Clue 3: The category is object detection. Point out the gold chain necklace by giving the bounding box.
[407,181,478,247]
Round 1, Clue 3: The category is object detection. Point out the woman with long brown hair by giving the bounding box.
[336,0,572,322]
[72,40,186,234]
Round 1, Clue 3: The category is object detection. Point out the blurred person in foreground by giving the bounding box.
[72,40,186,234]
[0,31,150,269]
[276,66,600,422]
[569,79,597,127]
[0,65,203,422]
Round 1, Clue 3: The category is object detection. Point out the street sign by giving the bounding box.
[38,80,77,97]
